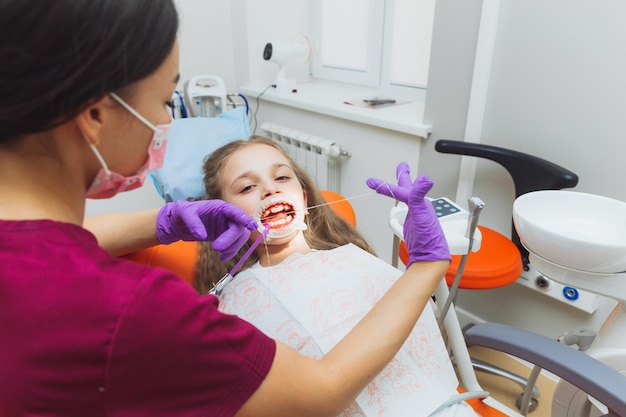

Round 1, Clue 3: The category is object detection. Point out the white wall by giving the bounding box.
[471,0,626,237]
[175,0,237,90]
[423,0,626,338]
[420,0,483,196]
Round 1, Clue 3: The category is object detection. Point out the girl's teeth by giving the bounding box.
[261,203,294,220]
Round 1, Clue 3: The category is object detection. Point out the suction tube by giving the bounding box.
[437,197,485,329]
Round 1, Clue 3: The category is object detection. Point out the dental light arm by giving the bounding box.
[465,322,626,417]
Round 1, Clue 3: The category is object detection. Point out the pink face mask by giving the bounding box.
[85,93,171,199]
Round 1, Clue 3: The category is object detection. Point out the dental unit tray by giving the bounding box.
[389,197,482,256]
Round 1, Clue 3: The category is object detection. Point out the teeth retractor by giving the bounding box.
[254,195,307,240]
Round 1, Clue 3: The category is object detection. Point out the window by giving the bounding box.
[311,0,436,92]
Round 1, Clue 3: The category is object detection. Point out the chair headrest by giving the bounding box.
[149,107,250,202]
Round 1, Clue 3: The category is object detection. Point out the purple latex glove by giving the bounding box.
[367,163,451,267]
[156,200,259,261]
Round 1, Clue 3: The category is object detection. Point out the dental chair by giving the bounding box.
[398,139,579,410]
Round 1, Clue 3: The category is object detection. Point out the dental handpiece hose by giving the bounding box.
[437,197,485,329]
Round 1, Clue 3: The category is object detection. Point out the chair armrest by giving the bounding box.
[465,322,626,416]
[434,140,579,196]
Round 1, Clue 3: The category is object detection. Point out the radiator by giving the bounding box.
[260,122,351,192]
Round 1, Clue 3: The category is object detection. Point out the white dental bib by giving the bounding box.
[218,244,461,417]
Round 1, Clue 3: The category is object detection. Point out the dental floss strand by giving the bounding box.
[254,194,308,240]
[304,191,376,211]
[256,192,378,220]
[261,230,272,294]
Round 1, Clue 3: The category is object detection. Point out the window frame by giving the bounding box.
[310,0,386,88]
[310,0,434,97]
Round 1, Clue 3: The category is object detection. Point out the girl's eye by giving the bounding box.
[276,175,291,181]
[166,100,176,110]
[240,184,255,193]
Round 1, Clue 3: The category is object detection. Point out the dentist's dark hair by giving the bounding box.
[0,0,178,144]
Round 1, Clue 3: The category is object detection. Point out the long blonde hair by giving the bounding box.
[195,136,376,293]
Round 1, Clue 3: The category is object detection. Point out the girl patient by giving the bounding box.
[195,136,479,417]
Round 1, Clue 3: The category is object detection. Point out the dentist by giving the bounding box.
[0,1,451,416]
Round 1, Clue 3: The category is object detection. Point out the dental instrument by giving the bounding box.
[209,223,270,296]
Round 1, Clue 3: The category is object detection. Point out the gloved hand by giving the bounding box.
[156,200,259,261]
[367,163,451,267]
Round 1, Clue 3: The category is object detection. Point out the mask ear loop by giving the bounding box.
[82,134,112,176]
[209,224,270,296]
[109,92,160,131]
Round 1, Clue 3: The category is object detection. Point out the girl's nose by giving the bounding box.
[262,182,281,199]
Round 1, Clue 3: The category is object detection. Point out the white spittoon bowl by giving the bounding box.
[513,190,626,274]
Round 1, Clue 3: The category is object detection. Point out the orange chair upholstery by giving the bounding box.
[457,388,508,417]
[121,240,198,286]
[319,190,356,226]
[399,226,522,290]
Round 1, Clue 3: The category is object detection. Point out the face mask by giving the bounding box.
[85,92,171,199]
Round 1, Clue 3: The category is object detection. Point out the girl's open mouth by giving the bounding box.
[259,202,296,229]
[254,195,307,240]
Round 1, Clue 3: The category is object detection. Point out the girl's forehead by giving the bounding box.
[228,144,290,168]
